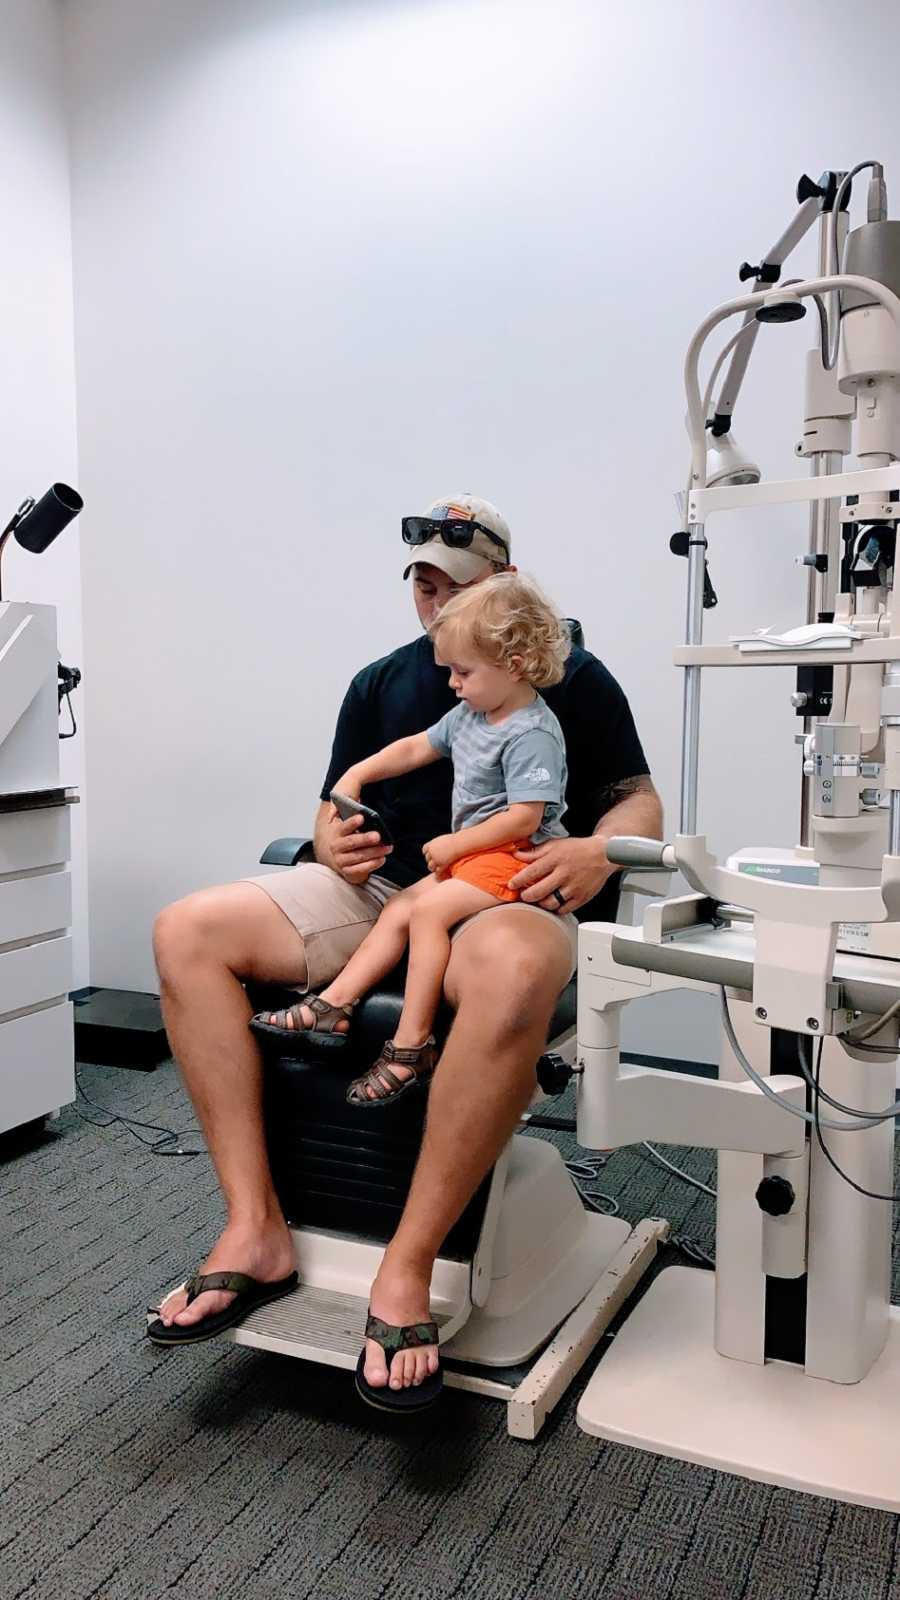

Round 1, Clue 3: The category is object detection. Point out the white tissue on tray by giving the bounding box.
[729,623,861,654]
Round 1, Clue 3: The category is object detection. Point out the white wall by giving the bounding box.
[1,0,87,986]
[62,0,900,1057]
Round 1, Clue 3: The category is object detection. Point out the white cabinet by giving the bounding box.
[0,796,75,1135]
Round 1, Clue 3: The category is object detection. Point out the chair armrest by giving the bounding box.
[259,836,315,866]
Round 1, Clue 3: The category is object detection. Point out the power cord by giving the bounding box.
[669,1234,715,1268]
[721,991,900,1204]
[564,1155,620,1216]
[823,161,885,370]
[637,1144,716,1266]
[640,1140,717,1199]
[534,1081,717,1243]
[74,1067,206,1158]
[720,991,893,1131]
[844,997,900,1045]
[811,1038,900,1204]
[797,1035,900,1121]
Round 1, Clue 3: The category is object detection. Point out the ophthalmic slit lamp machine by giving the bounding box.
[574,163,900,1509]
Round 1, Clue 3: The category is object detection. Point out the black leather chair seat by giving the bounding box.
[249,966,576,1066]
[252,970,576,1256]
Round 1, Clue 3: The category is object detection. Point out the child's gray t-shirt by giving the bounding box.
[426,696,568,844]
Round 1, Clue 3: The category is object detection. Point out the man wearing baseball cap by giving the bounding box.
[400,493,513,584]
[151,492,661,1405]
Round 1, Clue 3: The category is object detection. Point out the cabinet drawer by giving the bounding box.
[0,871,71,945]
[0,808,70,873]
[0,1002,73,1134]
[0,936,71,1020]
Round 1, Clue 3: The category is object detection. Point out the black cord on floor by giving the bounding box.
[74,1067,206,1158]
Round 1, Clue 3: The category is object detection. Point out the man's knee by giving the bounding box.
[447,922,567,1037]
[153,884,301,986]
[153,894,217,982]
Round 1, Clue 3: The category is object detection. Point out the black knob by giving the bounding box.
[755,1175,795,1216]
[738,260,780,285]
[536,1052,574,1096]
[797,173,824,203]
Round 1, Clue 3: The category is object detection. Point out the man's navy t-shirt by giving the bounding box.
[321,634,650,926]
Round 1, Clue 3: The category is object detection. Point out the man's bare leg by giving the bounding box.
[152,883,310,1329]
[363,910,572,1390]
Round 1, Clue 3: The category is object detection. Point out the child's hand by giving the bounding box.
[423,834,460,877]
[333,770,362,803]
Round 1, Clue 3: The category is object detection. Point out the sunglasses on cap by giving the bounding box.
[401,516,509,562]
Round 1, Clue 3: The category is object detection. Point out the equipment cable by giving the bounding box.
[564,1154,620,1215]
[720,990,889,1130]
[74,1067,206,1158]
[823,160,883,370]
[640,1140,717,1198]
[811,1037,900,1203]
[796,1036,900,1120]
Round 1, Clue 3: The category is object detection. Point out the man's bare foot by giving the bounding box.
[157,1218,296,1329]
[363,1262,439,1391]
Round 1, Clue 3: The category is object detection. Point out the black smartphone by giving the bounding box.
[329,789,394,846]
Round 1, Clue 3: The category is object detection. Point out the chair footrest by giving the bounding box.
[228,1280,459,1369]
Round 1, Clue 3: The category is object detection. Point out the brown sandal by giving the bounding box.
[346,1036,438,1107]
[249,994,356,1051]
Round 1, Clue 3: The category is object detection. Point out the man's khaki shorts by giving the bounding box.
[243,861,578,992]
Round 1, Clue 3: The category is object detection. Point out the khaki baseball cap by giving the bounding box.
[402,493,512,583]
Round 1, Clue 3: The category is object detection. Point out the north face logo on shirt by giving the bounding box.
[524,767,552,783]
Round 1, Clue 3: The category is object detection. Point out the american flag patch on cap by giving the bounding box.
[432,503,473,521]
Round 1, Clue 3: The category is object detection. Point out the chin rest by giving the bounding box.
[249,968,576,1256]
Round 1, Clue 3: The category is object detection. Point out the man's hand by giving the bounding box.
[508,836,616,914]
[327,810,392,886]
[422,833,462,878]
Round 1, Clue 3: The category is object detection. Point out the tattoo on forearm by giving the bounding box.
[595,774,656,816]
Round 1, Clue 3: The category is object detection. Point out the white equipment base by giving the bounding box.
[577,1265,900,1511]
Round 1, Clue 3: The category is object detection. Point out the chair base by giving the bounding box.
[227,1138,667,1436]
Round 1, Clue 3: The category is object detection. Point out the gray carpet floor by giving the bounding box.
[2,1059,900,1600]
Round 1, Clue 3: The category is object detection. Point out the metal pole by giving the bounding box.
[680,525,706,833]
[800,198,847,847]
[805,452,843,623]
[890,792,900,857]
[809,196,847,622]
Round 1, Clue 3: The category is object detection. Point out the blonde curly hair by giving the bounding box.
[430,572,570,689]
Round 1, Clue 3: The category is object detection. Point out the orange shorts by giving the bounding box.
[447,841,529,902]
